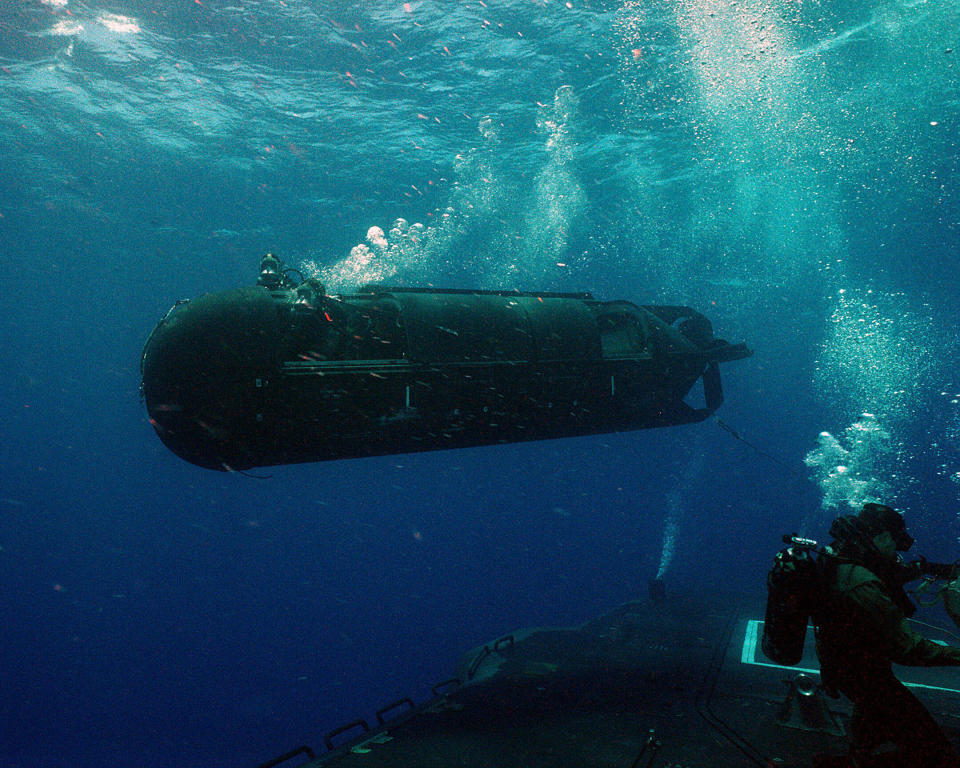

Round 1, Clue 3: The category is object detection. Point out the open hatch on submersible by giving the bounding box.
[140,254,752,470]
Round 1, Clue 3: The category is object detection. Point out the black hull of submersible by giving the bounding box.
[140,284,751,471]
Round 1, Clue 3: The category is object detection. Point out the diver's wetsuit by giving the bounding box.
[814,556,960,767]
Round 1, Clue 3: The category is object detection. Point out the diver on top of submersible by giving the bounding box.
[810,503,960,768]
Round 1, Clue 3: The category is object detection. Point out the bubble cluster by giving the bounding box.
[512,85,586,284]
[303,218,434,291]
[936,385,960,535]
[815,288,936,423]
[655,487,681,581]
[804,413,893,513]
[609,0,840,323]
[304,85,586,292]
[655,451,703,580]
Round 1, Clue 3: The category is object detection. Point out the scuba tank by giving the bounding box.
[762,535,821,665]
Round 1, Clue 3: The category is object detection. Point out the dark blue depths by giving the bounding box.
[1,0,959,766]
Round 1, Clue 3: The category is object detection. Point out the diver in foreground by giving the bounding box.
[811,504,960,767]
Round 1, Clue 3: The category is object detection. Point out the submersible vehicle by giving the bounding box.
[141,254,751,471]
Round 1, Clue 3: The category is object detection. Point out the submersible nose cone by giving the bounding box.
[141,286,283,470]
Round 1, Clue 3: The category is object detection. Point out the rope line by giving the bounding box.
[714,417,811,482]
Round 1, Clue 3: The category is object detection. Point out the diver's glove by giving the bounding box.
[944,578,960,630]
[903,557,959,582]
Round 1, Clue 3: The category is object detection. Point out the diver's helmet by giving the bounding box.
[858,502,914,552]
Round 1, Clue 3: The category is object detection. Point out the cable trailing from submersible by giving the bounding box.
[140,253,752,471]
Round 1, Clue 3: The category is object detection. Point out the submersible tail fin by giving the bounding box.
[704,361,723,413]
[641,304,751,420]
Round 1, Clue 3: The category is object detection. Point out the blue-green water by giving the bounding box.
[1,1,959,766]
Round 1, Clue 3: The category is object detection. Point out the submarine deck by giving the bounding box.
[258,591,960,768]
